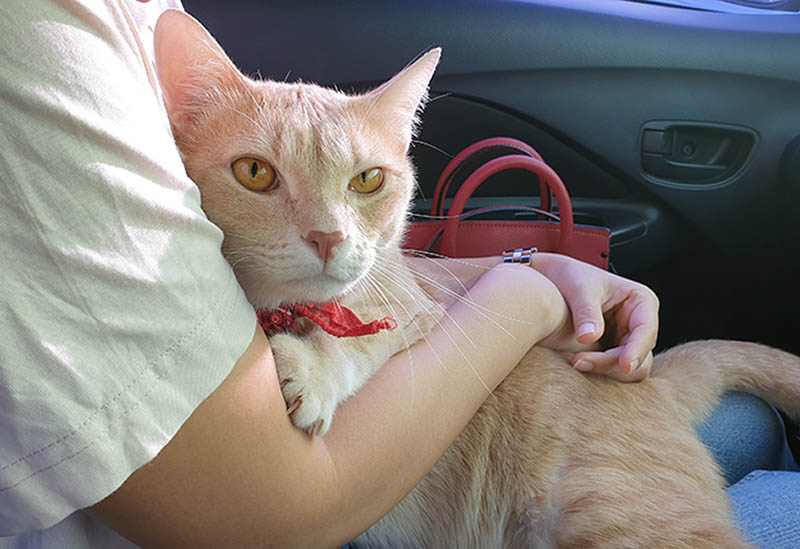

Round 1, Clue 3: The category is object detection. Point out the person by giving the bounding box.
[0,1,794,547]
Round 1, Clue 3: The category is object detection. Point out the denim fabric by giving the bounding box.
[698,392,800,548]
[728,470,800,549]
[697,392,798,486]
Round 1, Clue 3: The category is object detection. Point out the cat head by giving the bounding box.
[154,10,439,308]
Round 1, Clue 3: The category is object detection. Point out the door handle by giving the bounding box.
[640,121,757,185]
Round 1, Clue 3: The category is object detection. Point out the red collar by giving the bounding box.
[257,302,396,338]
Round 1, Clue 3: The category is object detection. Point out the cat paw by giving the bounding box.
[270,334,341,436]
[281,378,333,436]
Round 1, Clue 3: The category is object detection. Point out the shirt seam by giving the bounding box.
[0,271,244,489]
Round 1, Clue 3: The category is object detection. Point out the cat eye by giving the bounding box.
[348,168,384,195]
[231,157,278,192]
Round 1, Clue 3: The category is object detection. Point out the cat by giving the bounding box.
[154,10,800,548]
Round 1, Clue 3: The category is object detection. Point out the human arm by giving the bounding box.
[529,253,659,381]
[406,253,659,382]
[89,263,568,548]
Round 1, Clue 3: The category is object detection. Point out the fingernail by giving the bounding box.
[577,322,596,337]
[574,359,593,372]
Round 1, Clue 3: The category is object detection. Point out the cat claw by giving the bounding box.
[286,394,303,416]
[287,398,330,437]
[306,418,327,437]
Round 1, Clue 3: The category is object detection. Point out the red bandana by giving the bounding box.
[257,302,397,338]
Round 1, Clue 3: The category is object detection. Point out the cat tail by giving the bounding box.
[651,339,800,426]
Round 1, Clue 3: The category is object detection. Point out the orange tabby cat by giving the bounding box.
[154,10,800,547]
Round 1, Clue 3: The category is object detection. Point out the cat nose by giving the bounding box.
[303,230,346,265]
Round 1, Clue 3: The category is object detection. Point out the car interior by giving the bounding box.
[182,0,800,457]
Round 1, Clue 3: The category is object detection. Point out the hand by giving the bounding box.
[531,253,659,382]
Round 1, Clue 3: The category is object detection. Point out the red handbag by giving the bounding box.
[403,137,611,270]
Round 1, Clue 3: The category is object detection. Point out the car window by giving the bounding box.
[627,0,800,13]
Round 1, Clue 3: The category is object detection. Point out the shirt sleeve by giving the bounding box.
[0,0,256,535]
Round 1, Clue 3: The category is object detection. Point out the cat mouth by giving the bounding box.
[233,248,375,309]
[280,272,359,303]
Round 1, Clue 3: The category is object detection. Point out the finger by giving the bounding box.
[616,291,659,371]
[567,287,607,345]
[606,351,653,382]
[573,348,653,382]
[571,347,623,374]
[618,323,658,373]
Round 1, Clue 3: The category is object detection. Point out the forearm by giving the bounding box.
[91,264,567,547]
[320,263,567,543]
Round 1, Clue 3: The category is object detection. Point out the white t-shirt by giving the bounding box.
[0,0,256,546]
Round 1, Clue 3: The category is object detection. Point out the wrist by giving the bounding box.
[489,262,569,345]
[528,252,568,278]
[520,253,579,349]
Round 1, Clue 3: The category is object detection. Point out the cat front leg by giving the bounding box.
[269,296,440,436]
[269,331,375,436]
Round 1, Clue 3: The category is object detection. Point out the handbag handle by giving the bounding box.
[440,154,575,257]
[432,137,552,218]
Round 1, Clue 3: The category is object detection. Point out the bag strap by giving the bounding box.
[440,155,575,257]
[416,205,559,254]
[432,137,552,218]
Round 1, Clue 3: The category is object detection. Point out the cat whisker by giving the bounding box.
[363,270,430,342]
[237,69,267,118]
[400,249,496,276]
[184,79,273,148]
[223,246,270,263]
[405,210,517,221]
[410,138,452,159]
[223,244,268,254]
[399,254,474,305]
[368,263,493,394]
[358,272,423,361]
[381,255,534,336]
[202,100,265,133]
[368,256,479,352]
[370,260,475,348]
[348,274,427,387]
[355,98,383,142]
[374,245,501,302]
[406,177,430,204]
[223,252,265,265]
[355,275,426,406]
[224,251,287,280]
[427,91,452,105]
[224,232,267,245]
[358,271,453,401]
[374,284,440,408]
[228,257,255,271]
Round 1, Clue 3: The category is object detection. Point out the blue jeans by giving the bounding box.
[698,392,800,548]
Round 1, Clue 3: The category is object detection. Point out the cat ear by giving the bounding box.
[364,48,441,150]
[154,9,248,133]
